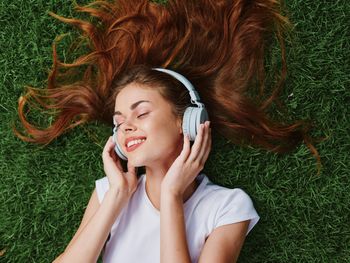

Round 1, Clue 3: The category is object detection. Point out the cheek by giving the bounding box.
[156,126,180,149]
[116,114,180,153]
[146,120,179,147]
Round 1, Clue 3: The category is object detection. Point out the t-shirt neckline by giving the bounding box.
[141,173,207,214]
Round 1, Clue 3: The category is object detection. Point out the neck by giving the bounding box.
[142,135,199,210]
[144,165,199,211]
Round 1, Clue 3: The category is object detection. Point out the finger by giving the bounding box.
[198,122,210,160]
[103,136,124,172]
[187,122,205,162]
[200,127,212,164]
[126,163,138,193]
[113,151,124,172]
[104,137,117,159]
[102,137,114,157]
[127,161,137,176]
[179,132,191,162]
[110,142,124,172]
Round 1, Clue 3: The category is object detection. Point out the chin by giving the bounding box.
[127,145,170,167]
[127,155,147,167]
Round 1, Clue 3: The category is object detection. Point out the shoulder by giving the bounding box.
[199,175,260,236]
[95,176,110,203]
[214,187,256,212]
[200,175,254,208]
[94,174,145,204]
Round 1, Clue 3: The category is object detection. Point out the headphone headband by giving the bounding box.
[152,68,205,108]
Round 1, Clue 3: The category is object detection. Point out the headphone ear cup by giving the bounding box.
[115,142,128,161]
[113,126,128,161]
[193,107,209,138]
[183,107,194,141]
[183,107,209,141]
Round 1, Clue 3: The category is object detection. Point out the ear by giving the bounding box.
[176,117,183,135]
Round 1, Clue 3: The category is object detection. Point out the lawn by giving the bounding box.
[0,0,349,262]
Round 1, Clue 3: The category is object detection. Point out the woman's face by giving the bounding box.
[113,82,183,167]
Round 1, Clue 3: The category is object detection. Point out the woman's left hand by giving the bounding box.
[161,121,212,197]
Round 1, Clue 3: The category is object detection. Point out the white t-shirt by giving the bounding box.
[95,173,260,263]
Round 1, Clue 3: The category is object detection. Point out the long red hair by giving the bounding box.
[14,0,325,174]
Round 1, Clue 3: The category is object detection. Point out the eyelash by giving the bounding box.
[116,112,149,128]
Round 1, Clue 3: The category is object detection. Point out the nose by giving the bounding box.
[121,120,137,134]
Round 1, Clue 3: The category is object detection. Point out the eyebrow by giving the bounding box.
[113,100,152,116]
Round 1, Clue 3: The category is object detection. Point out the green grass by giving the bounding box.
[1,0,349,262]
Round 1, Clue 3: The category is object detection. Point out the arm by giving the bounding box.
[160,192,191,263]
[53,188,129,263]
[53,136,138,262]
[198,220,250,263]
[160,122,212,263]
[160,192,251,263]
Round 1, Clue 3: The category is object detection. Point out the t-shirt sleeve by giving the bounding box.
[95,176,110,204]
[214,188,260,236]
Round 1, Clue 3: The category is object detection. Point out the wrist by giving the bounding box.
[161,188,183,202]
[107,188,130,203]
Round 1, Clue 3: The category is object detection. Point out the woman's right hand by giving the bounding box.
[102,136,138,200]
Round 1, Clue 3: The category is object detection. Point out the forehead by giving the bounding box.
[114,83,164,112]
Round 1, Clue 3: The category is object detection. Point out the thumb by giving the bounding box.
[127,162,138,176]
[179,133,191,162]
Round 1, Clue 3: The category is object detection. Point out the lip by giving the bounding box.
[126,139,146,152]
[125,136,147,147]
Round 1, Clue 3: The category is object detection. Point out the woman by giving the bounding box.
[60,65,260,262]
[14,0,321,262]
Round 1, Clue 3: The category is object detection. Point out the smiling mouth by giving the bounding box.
[126,140,146,152]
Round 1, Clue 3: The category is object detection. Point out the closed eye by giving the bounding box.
[137,112,149,118]
[116,112,149,128]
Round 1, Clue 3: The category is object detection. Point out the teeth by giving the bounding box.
[127,139,146,148]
